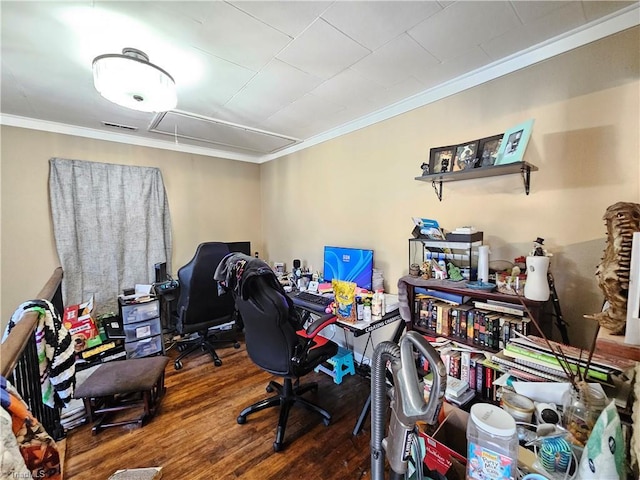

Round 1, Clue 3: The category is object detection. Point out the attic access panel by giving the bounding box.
[150,111,299,154]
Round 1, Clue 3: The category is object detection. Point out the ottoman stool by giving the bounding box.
[74,356,169,434]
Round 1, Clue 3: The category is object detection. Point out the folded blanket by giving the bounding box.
[2,299,76,407]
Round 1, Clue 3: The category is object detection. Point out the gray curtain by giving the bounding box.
[49,158,172,315]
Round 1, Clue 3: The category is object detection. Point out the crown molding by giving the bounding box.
[0,114,262,163]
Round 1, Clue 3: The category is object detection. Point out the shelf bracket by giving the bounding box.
[431,180,443,201]
[521,165,532,195]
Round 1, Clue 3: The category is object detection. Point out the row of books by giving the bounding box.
[421,342,505,404]
[499,335,636,384]
[414,295,530,350]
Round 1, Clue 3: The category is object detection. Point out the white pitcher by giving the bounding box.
[524,256,550,301]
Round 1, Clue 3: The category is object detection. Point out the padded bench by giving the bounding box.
[74,356,169,434]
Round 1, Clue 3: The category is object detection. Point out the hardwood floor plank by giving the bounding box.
[64,341,375,479]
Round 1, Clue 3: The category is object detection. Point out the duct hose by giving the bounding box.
[370,340,401,480]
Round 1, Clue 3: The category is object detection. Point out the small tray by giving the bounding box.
[465,281,496,292]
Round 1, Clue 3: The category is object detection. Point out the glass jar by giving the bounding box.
[561,384,606,447]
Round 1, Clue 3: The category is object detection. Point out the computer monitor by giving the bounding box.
[323,246,374,290]
[154,262,168,283]
[225,241,251,256]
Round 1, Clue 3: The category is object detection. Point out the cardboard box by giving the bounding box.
[420,403,468,480]
[419,403,536,480]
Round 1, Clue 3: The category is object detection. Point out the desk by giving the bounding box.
[289,293,405,435]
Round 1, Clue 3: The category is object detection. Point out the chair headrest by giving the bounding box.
[214,253,279,300]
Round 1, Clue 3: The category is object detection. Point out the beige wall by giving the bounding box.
[1,27,638,350]
[0,128,261,328]
[260,27,640,349]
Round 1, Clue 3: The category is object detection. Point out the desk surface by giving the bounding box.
[288,290,403,337]
[336,309,402,337]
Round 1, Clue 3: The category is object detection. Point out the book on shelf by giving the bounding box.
[473,301,525,316]
[510,335,636,374]
[424,374,469,398]
[503,338,626,382]
[418,288,472,305]
[446,387,476,407]
[452,226,477,234]
[491,351,568,382]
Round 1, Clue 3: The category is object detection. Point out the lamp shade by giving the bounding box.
[92,48,177,113]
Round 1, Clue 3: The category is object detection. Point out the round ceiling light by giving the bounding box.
[92,48,177,113]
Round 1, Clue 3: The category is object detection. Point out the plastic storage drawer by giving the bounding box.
[125,335,163,359]
[124,318,162,342]
[120,300,160,325]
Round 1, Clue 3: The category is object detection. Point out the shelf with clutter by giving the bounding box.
[417,120,538,201]
[406,203,640,480]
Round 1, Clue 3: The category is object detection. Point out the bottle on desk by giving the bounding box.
[363,297,372,322]
[371,290,385,321]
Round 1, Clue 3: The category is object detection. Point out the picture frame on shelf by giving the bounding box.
[495,119,535,165]
[476,134,504,167]
[429,145,456,174]
[452,140,480,172]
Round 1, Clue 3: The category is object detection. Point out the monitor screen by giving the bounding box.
[225,241,251,256]
[154,262,167,283]
[323,246,374,290]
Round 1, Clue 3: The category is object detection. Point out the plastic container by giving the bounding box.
[466,403,518,480]
[501,390,535,423]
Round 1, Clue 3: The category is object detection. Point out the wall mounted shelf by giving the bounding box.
[415,161,538,201]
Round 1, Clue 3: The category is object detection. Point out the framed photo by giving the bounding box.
[452,140,480,171]
[477,134,504,167]
[495,119,535,165]
[429,145,456,174]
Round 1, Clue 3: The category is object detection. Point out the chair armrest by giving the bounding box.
[295,313,336,339]
[305,313,337,337]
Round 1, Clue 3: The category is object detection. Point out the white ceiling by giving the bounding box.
[1,1,638,163]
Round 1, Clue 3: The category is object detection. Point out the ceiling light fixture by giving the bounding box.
[92,48,177,113]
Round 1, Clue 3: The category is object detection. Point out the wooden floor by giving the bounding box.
[64,338,377,479]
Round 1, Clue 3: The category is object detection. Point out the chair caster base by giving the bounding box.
[237,415,246,425]
[273,441,283,452]
[233,342,241,349]
[174,361,183,370]
[214,358,222,367]
[322,417,330,427]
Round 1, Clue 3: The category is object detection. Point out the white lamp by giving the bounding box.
[92,48,177,113]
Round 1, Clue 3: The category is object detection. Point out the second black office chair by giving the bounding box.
[172,242,240,370]
[215,253,338,452]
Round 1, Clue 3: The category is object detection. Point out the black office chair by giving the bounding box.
[215,254,338,452]
[172,242,240,370]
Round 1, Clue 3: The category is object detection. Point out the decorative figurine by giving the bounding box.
[588,201,640,334]
[530,237,549,257]
[432,259,447,280]
[421,261,432,279]
[447,262,464,282]
[420,162,430,176]
[409,263,421,277]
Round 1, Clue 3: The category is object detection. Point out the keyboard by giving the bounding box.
[290,291,333,311]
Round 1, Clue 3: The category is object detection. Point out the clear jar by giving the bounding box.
[501,390,535,423]
[562,384,606,447]
[466,403,518,480]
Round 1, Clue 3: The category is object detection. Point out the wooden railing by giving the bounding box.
[1,267,65,439]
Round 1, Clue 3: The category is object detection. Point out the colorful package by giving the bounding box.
[332,280,357,323]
